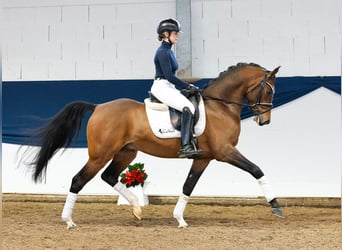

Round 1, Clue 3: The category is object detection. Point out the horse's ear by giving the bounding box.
[270,66,281,78]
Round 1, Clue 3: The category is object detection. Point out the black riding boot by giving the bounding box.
[178,107,200,158]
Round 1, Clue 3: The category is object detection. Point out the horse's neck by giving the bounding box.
[203,69,263,101]
[203,76,245,102]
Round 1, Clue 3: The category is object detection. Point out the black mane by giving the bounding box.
[203,62,266,89]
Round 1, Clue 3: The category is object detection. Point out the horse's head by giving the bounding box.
[201,63,280,126]
[245,66,280,126]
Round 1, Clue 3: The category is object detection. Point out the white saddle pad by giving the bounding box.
[144,97,206,139]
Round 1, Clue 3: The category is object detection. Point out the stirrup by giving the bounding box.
[178,144,200,158]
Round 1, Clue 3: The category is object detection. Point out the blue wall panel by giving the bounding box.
[3,77,340,147]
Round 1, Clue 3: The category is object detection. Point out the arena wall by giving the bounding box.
[2,0,341,80]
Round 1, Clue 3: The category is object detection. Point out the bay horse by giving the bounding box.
[25,63,283,229]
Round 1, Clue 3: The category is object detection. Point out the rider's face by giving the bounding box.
[164,31,179,44]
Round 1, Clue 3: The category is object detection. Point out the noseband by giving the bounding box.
[202,72,275,115]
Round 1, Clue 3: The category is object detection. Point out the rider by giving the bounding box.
[151,18,200,158]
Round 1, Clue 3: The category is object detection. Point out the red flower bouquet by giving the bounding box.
[120,163,148,188]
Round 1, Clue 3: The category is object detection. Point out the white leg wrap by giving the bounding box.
[173,194,189,228]
[61,192,77,221]
[114,182,139,206]
[114,182,142,220]
[61,192,78,229]
[258,176,276,202]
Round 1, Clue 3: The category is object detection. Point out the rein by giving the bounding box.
[201,73,274,114]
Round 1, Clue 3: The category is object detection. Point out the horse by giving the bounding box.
[24,62,283,229]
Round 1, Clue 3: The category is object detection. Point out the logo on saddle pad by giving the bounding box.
[144,94,206,139]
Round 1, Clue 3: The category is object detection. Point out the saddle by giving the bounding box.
[148,91,201,131]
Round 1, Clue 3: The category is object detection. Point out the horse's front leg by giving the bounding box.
[174,159,210,228]
[223,147,284,218]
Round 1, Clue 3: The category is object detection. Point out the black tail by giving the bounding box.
[29,101,96,183]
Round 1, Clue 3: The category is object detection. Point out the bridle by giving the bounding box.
[201,73,275,115]
[246,73,275,115]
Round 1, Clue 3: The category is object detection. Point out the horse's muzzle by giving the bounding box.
[254,114,271,126]
[259,120,270,126]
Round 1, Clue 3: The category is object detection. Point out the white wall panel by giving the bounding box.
[89,5,117,24]
[263,36,293,58]
[325,34,342,57]
[50,24,78,41]
[292,55,310,76]
[61,40,89,61]
[308,16,340,36]
[131,21,158,41]
[76,61,103,79]
[116,40,136,60]
[198,53,219,77]
[191,39,204,59]
[7,7,35,23]
[2,62,22,80]
[202,0,231,21]
[231,0,262,19]
[116,2,173,23]
[218,20,248,39]
[292,0,338,18]
[252,56,279,72]
[49,61,76,80]
[61,6,89,24]
[2,0,341,80]
[280,18,310,38]
[21,62,49,80]
[231,37,263,56]
[103,60,131,79]
[35,41,61,63]
[77,23,104,41]
[260,0,291,18]
[191,19,218,40]
[308,35,325,57]
[131,59,154,79]
[216,38,234,57]
[22,24,48,42]
[276,54,296,76]
[103,23,132,42]
[309,55,340,76]
[89,40,116,62]
[6,41,35,62]
[203,38,219,57]
[36,6,62,24]
[293,36,310,56]
[2,24,24,42]
[248,18,284,38]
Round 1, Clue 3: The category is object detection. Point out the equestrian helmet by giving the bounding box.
[157,18,182,35]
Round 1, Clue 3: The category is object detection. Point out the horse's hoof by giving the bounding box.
[132,206,142,220]
[271,207,285,218]
[178,222,189,229]
[175,217,189,228]
[66,220,77,229]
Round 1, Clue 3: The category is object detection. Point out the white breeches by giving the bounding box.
[151,79,195,115]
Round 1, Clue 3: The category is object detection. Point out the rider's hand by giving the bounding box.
[187,84,199,95]
[181,84,199,97]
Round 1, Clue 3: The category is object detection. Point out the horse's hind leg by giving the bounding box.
[100,145,142,220]
[61,157,112,229]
